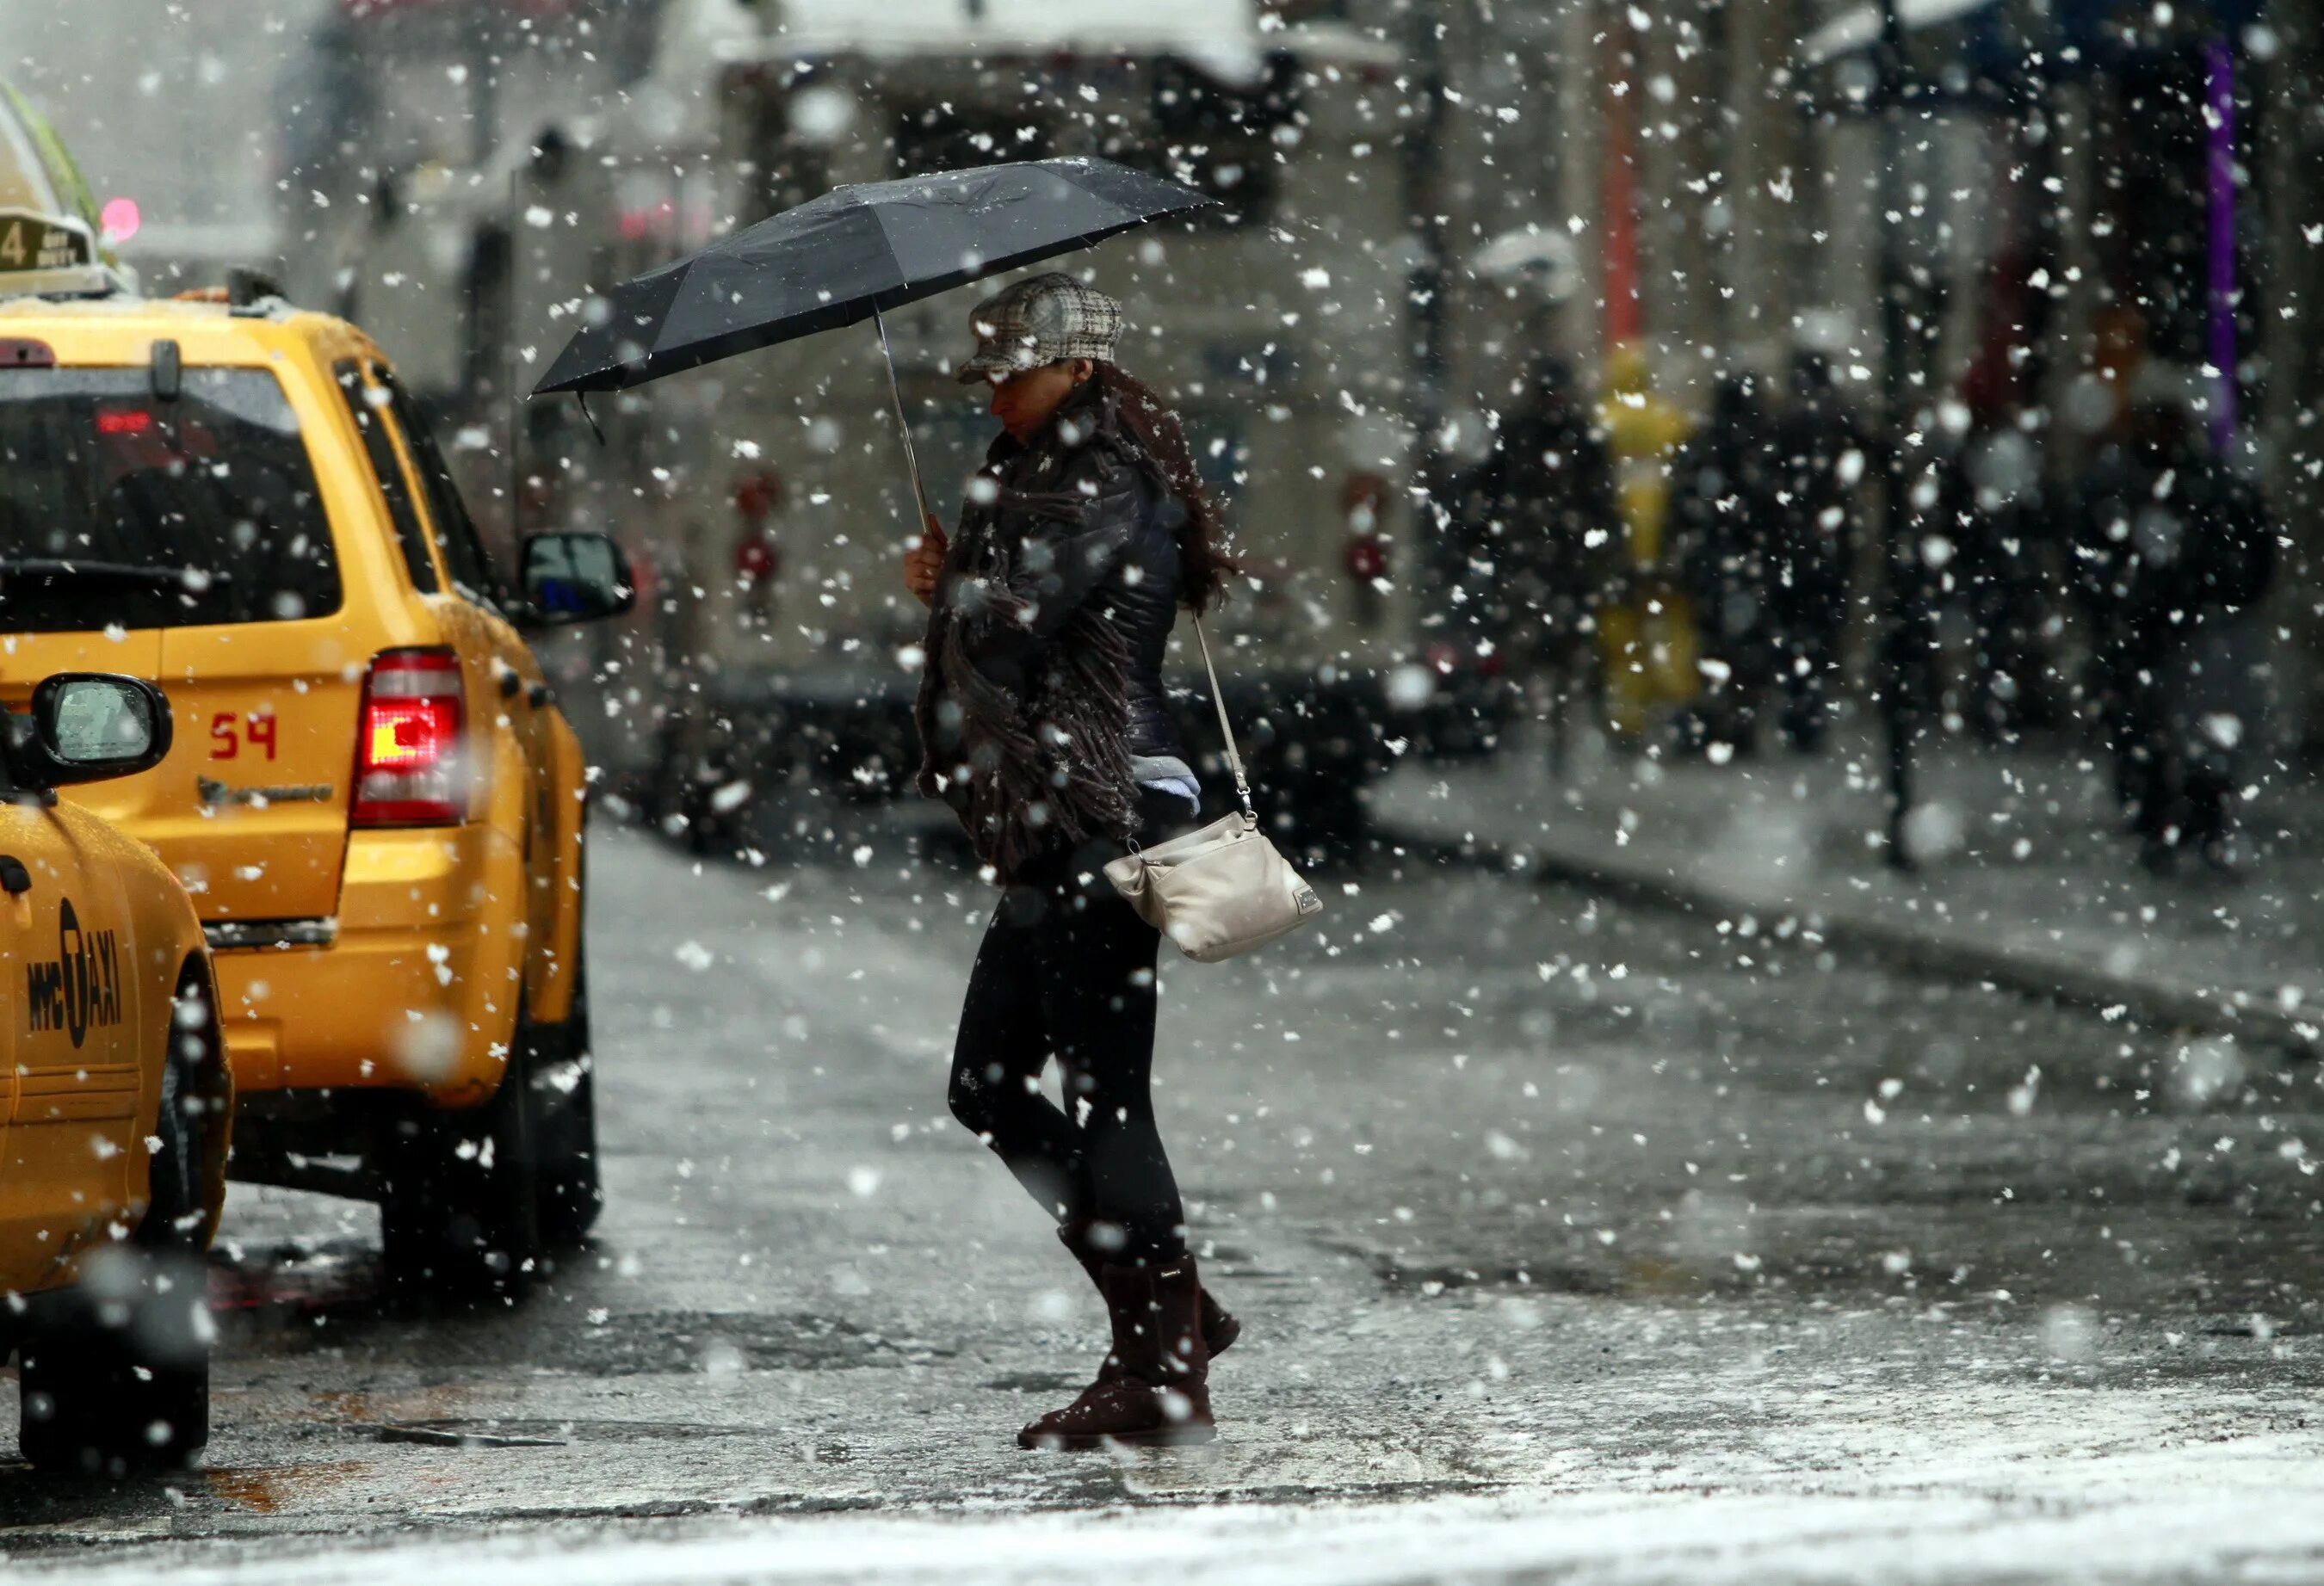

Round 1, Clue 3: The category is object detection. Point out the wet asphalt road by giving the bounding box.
[6,810,2324,1578]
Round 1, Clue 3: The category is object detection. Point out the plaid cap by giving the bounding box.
[954,272,1122,384]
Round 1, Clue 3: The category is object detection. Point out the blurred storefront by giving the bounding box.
[1415,0,2321,758]
[7,0,2321,753]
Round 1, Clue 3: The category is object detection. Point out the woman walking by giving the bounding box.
[902,273,1239,1450]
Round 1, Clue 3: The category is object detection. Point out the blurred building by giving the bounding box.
[0,0,331,286]
[5,0,2321,753]
[1390,0,2322,757]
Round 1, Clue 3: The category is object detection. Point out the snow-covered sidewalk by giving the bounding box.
[1373,725,2324,1054]
[35,1455,2324,1585]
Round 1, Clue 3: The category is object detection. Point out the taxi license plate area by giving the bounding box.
[151,636,362,924]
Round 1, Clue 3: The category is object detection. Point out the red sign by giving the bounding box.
[735,534,780,583]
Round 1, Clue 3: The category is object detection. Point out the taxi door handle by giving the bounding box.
[0,855,29,897]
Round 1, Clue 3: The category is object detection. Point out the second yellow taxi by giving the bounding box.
[1,670,229,1473]
[0,265,633,1297]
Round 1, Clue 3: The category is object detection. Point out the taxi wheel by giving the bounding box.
[525,949,602,1252]
[19,965,218,1474]
[376,1046,541,1302]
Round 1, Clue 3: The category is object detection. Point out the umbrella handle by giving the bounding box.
[875,306,938,540]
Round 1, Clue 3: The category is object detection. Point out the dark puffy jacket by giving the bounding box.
[914,377,1186,880]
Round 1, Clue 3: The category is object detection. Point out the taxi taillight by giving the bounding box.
[352,649,466,827]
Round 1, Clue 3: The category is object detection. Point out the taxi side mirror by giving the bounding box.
[7,674,175,791]
[516,532,635,628]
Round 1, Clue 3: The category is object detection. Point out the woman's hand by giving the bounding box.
[904,515,947,608]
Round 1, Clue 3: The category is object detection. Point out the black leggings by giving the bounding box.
[947,787,1191,1265]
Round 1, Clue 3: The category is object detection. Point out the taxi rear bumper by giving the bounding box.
[207,824,526,1108]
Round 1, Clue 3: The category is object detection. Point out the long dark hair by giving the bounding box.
[1092,362,1237,613]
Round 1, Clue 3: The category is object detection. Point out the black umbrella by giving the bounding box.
[534,157,1215,525]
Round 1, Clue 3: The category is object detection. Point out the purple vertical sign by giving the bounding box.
[2204,37,2237,451]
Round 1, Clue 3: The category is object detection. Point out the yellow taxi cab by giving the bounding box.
[0,269,633,1298]
[0,670,229,1473]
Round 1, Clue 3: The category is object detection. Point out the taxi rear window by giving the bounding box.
[0,367,342,632]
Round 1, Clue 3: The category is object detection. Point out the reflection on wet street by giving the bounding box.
[7,824,2322,1571]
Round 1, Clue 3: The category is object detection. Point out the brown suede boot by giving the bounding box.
[1018,1259,1215,1450]
[1058,1226,1240,1363]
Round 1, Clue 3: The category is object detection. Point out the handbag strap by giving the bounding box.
[1190,615,1255,821]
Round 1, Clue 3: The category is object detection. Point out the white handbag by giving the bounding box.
[1103,619,1323,962]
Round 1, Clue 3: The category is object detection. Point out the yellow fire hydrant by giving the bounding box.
[1592,340,1699,744]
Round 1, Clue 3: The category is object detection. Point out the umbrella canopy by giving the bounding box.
[534,157,1214,396]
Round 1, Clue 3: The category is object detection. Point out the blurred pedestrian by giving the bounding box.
[1767,350,1870,751]
[1932,402,2060,745]
[2071,380,2276,872]
[904,275,1241,1450]
[1668,370,1780,756]
[1926,344,2065,745]
[1451,353,1621,771]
